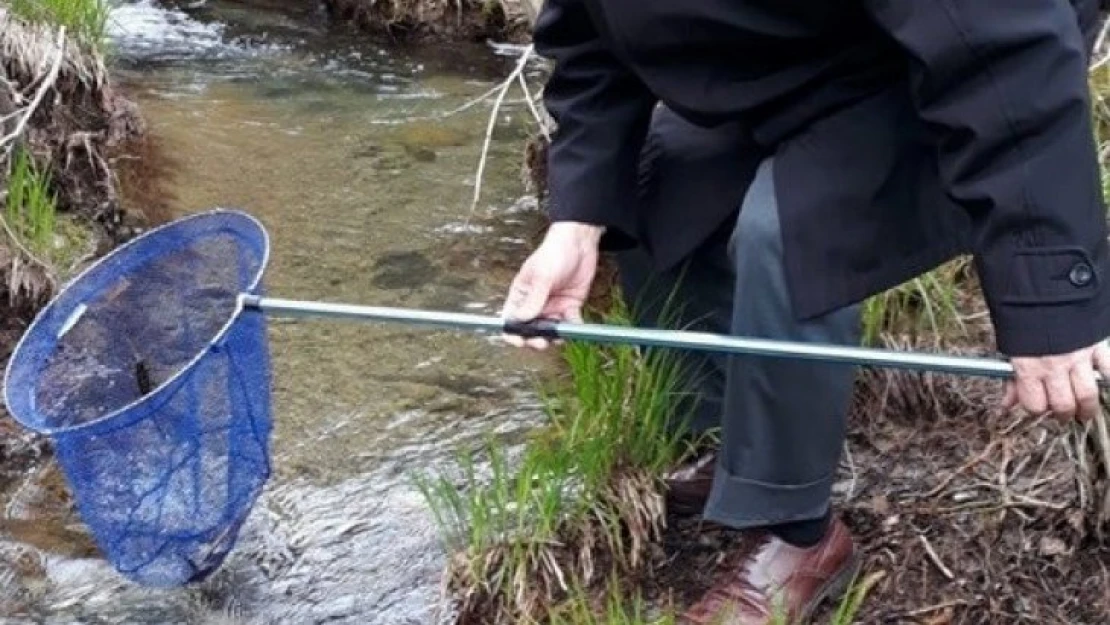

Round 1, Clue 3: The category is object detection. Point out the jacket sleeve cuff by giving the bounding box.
[977,242,1110,356]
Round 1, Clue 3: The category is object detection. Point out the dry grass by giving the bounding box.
[4,0,110,53]
[841,344,1110,623]
[0,10,147,313]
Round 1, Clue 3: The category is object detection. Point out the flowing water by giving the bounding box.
[0,2,555,623]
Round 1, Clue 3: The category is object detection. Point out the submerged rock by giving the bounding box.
[371,250,440,290]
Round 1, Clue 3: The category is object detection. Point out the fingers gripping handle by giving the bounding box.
[502,318,561,340]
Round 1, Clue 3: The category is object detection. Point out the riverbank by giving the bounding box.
[0,3,168,516]
[320,0,536,42]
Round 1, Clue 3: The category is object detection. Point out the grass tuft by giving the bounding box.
[4,0,111,51]
[5,146,57,255]
[545,577,675,625]
[415,295,700,623]
[860,258,970,347]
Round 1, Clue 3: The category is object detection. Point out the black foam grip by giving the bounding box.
[502,318,560,340]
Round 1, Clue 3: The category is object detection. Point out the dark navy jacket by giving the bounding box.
[534,0,1108,356]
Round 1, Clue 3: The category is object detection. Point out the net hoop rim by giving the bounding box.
[2,208,271,437]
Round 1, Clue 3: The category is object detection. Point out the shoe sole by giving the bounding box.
[797,550,863,624]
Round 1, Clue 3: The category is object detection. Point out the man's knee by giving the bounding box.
[729,161,782,263]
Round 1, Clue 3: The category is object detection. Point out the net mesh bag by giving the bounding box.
[4,209,273,587]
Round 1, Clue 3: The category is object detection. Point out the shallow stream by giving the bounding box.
[0,2,555,623]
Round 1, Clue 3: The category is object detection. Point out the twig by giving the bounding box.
[0,109,23,126]
[918,534,955,580]
[901,600,966,618]
[468,44,535,215]
[1094,18,1110,69]
[366,81,509,126]
[1029,431,1059,485]
[923,440,999,499]
[842,441,858,502]
[1088,408,1110,526]
[0,27,66,154]
[936,498,1069,515]
[515,69,550,141]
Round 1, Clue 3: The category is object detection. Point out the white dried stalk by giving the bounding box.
[1,26,66,157]
[468,44,538,216]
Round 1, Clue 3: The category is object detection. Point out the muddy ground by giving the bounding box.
[641,328,1110,624]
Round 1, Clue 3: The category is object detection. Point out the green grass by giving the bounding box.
[414,295,701,623]
[6,0,111,50]
[5,146,57,255]
[3,147,93,280]
[1091,63,1110,203]
[545,578,675,625]
[860,259,969,347]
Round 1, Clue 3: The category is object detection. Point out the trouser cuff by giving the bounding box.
[702,465,833,530]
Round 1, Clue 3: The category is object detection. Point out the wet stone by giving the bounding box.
[403,144,437,162]
[371,251,439,290]
[367,149,414,172]
[351,141,383,159]
[390,124,469,150]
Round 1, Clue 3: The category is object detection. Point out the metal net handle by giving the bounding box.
[238,295,1073,385]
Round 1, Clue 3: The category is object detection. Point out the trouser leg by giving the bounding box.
[614,221,735,439]
[703,157,863,529]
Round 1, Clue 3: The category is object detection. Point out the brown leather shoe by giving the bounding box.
[679,516,860,625]
[663,451,716,515]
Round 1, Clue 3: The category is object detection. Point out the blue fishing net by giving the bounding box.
[3,209,273,587]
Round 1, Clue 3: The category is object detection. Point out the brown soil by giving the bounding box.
[110,122,179,230]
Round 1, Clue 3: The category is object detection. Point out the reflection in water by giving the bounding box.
[1,1,555,623]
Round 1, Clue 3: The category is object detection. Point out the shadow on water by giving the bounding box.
[0,1,556,623]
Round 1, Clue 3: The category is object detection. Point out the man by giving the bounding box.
[501,1,1110,623]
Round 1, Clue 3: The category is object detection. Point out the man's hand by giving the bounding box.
[1004,342,1110,422]
[500,222,603,350]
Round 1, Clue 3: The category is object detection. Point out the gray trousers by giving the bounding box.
[616,158,862,529]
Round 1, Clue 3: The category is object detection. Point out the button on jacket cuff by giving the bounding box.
[979,243,1110,356]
